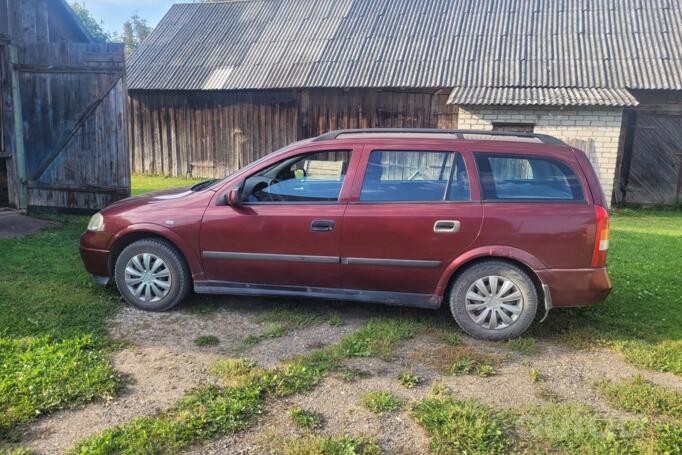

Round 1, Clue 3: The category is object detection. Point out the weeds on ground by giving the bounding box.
[519,403,682,454]
[71,384,264,454]
[328,314,344,327]
[240,305,324,349]
[412,394,513,455]
[193,335,219,346]
[616,339,682,376]
[361,390,403,414]
[288,407,324,430]
[507,337,537,355]
[210,358,259,387]
[0,449,38,455]
[71,318,417,453]
[398,371,423,389]
[336,367,373,382]
[445,334,461,346]
[416,344,500,377]
[275,435,383,455]
[446,348,499,377]
[528,368,542,383]
[187,298,222,316]
[534,386,562,403]
[594,375,682,419]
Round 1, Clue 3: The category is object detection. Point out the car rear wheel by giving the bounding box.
[449,260,537,340]
[114,239,190,311]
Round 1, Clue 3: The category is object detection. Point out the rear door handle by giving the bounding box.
[434,220,460,233]
[310,220,335,232]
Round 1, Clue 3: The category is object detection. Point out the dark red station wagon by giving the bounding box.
[80,129,612,340]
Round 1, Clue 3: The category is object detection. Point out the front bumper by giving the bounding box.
[536,267,612,308]
[80,230,113,279]
[80,245,110,277]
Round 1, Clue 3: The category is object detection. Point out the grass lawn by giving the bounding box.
[0,174,681,450]
[536,208,682,375]
[130,174,206,196]
[0,216,122,440]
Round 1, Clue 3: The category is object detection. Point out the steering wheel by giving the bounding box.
[261,177,281,201]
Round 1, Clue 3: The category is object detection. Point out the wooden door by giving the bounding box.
[623,113,682,205]
[18,42,129,210]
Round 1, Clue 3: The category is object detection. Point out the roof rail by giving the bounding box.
[313,128,565,145]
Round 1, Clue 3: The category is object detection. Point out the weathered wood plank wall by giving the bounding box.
[128,88,457,178]
[1,0,128,211]
[18,42,129,210]
[0,0,87,44]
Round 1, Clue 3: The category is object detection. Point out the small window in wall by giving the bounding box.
[492,122,535,133]
[475,153,584,201]
[360,150,470,202]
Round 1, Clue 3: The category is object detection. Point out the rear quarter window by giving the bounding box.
[475,153,585,202]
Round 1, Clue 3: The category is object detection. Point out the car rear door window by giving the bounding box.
[243,150,351,203]
[475,153,584,201]
[360,150,470,202]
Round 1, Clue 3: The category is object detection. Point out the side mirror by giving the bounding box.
[227,188,242,207]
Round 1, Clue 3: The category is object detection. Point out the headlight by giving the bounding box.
[87,212,105,232]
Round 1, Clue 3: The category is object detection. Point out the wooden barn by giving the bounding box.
[127,0,682,206]
[0,0,129,212]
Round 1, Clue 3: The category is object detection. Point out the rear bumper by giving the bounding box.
[536,267,611,307]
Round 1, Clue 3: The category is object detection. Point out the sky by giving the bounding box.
[76,0,178,35]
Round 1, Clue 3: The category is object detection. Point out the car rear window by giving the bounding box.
[475,153,584,202]
[360,150,470,202]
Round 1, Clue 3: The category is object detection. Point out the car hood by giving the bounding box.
[101,186,210,214]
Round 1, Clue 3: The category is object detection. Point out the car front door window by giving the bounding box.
[243,150,351,203]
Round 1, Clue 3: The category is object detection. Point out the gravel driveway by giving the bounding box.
[13,295,682,455]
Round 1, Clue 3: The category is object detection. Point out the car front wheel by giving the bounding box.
[114,239,190,311]
[449,260,538,341]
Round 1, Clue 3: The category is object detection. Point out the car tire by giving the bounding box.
[114,239,190,311]
[449,260,538,341]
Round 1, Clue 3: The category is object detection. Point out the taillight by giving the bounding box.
[592,206,610,267]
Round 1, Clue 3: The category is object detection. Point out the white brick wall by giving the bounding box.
[458,106,624,204]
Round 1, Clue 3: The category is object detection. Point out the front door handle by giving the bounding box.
[311,220,335,232]
[434,220,460,233]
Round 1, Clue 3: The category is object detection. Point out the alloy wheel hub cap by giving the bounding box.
[124,253,172,303]
[464,275,524,330]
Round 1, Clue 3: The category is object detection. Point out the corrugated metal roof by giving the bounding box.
[447,87,640,106]
[127,0,682,92]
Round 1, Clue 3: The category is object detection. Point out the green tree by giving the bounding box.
[69,1,110,42]
[122,14,153,56]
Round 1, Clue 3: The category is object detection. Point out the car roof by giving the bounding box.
[312,128,565,146]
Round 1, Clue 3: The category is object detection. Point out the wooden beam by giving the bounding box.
[28,180,129,196]
[9,44,27,210]
[14,64,123,74]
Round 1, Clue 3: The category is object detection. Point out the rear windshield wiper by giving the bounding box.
[191,179,218,191]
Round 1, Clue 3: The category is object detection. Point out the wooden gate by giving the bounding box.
[18,42,129,210]
[621,112,682,206]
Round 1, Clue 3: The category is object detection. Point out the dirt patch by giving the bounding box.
[18,346,223,455]
[10,297,682,455]
[13,296,369,454]
[0,212,54,239]
[184,364,433,455]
